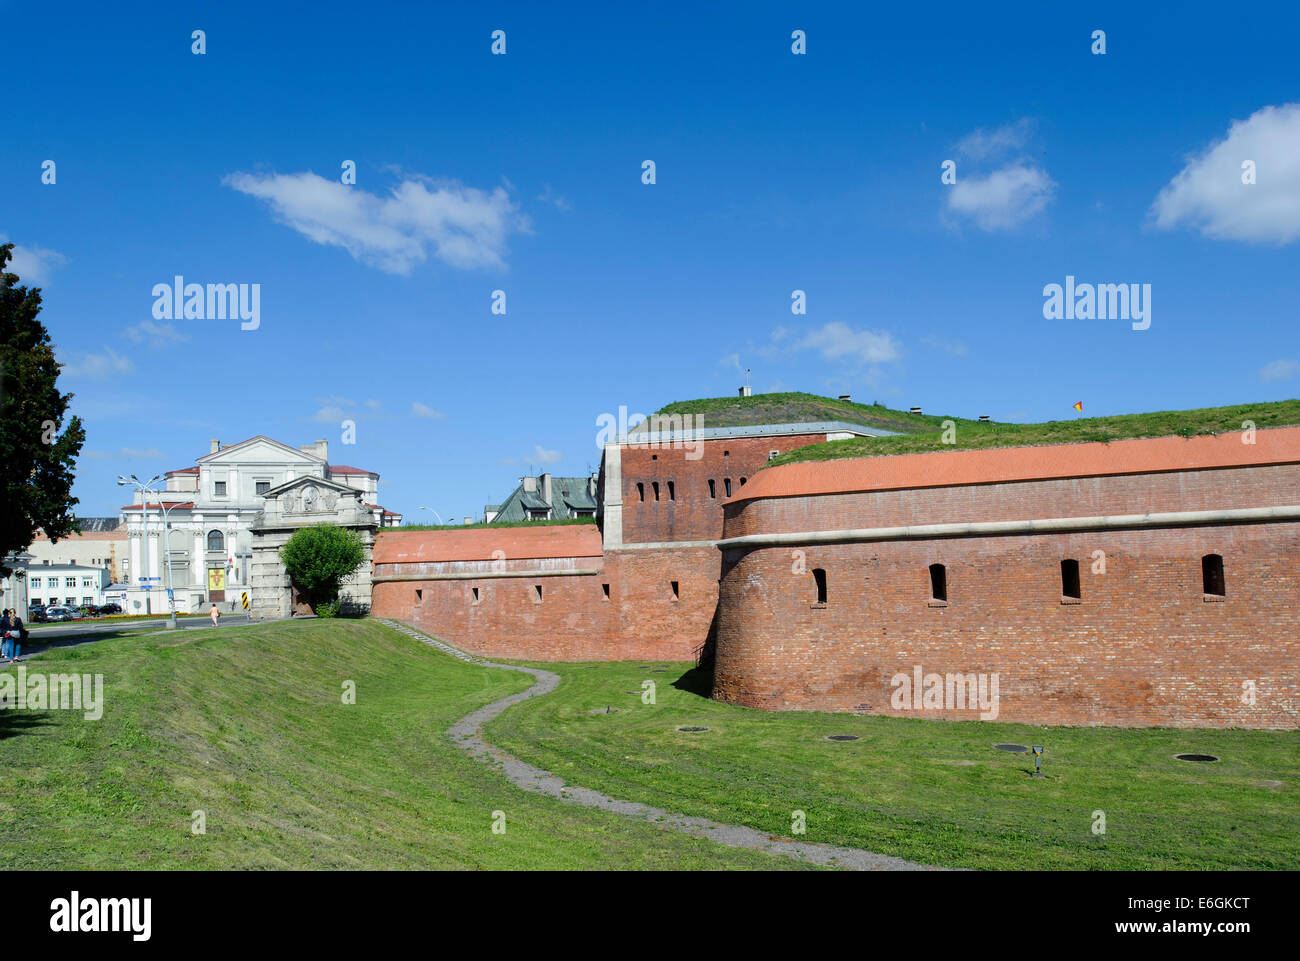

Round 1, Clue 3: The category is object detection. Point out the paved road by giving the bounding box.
[25,614,253,643]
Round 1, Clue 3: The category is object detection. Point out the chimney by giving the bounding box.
[838,394,851,401]
[210,439,221,454]
[738,385,752,397]
[541,473,553,506]
[522,476,537,493]
[315,439,328,461]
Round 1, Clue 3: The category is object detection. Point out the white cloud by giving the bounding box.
[223,170,527,274]
[364,398,383,411]
[955,119,1034,161]
[719,352,743,371]
[499,444,563,466]
[410,402,445,420]
[922,334,967,356]
[59,347,134,379]
[312,406,346,423]
[1,236,68,285]
[123,320,190,345]
[537,183,572,212]
[1259,358,1300,382]
[796,322,901,366]
[1151,103,1300,244]
[947,162,1055,230]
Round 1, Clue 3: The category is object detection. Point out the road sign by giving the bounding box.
[167,589,174,601]
[241,592,249,611]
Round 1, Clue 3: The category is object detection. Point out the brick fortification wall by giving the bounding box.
[619,432,829,543]
[712,429,1300,729]
[370,526,717,661]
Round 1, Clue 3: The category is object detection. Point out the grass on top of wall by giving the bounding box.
[391,518,597,532]
[764,398,1300,468]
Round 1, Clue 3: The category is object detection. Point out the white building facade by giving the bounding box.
[119,436,399,615]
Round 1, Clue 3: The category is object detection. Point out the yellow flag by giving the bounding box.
[1072,401,1083,413]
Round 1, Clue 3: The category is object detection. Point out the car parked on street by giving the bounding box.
[28,605,47,623]
[44,606,74,622]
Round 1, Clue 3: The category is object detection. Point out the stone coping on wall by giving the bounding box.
[374,524,603,564]
[728,426,1300,504]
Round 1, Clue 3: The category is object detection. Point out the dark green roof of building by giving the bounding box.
[488,476,597,522]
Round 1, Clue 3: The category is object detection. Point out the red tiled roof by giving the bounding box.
[121,502,195,511]
[732,427,1300,503]
[374,525,603,563]
[165,466,199,475]
[329,465,375,475]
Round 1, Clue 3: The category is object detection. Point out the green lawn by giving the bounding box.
[0,620,807,869]
[486,661,1300,870]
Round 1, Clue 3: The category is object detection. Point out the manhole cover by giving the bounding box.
[1174,753,1220,762]
[994,744,1029,753]
[676,726,709,733]
[825,735,860,742]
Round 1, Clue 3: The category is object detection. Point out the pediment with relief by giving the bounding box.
[264,475,362,515]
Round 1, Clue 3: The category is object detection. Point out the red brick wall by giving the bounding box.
[372,541,719,662]
[620,433,830,543]
[713,466,1300,729]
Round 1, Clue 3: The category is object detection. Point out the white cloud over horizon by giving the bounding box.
[947,163,1055,231]
[1259,358,1300,382]
[59,347,134,379]
[223,170,528,274]
[410,401,445,420]
[1,235,68,285]
[1150,103,1300,244]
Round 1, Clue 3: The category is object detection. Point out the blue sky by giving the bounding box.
[4,1,1298,520]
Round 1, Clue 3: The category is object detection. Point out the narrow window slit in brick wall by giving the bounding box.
[667,481,675,501]
[602,583,610,600]
[709,479,716,498]
[472,587,480,603]
[652,481,660,501]
[415,589,422,602]
[813,568,827,605]
[637,483,644,502]
[534,584,543,602]
[724,478,732,497]
[928,563,947,602]
[671,580,679,600]
[1202,553,1225,596]
[1060,559,1081,600]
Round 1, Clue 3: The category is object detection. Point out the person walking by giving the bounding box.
[8,610,24,661]
[209,604,220,628]
[0,609,12,660]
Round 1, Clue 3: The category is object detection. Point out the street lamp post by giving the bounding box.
[417,506,443,526]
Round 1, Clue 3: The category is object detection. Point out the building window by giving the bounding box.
[82,596,93,606]
[637,483,645,502]
[255,481,270,495]
[207,529,224,552]
[739,477,747,486]
[82,578,94,588]
[724,478,732,497]
[708,479,716,498]
[416,589,422,601]
[534,584,543,603]
[1202,554,1225,597]
[667,481,676,501]
[214,481,227,497]
[724,450,730,457]
[602,583,610,600]
[928,563,947,602]
[31,577,40,588]
[472,587,480,604]
[813,568,827,605]
[1060,559,1081,600]
[670,580,679,600]
[65,577,75,588]
[652,482,660,501]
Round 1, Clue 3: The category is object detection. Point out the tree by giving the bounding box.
[0,243,85,576]
[279,523,365,612]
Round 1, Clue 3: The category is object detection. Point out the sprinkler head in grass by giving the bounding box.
[1031,744,1045,778]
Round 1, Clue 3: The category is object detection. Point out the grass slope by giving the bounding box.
[0,621,806,870]
[766,397,1300,467]
[650,392,937,434]
[487,661,1300,870]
